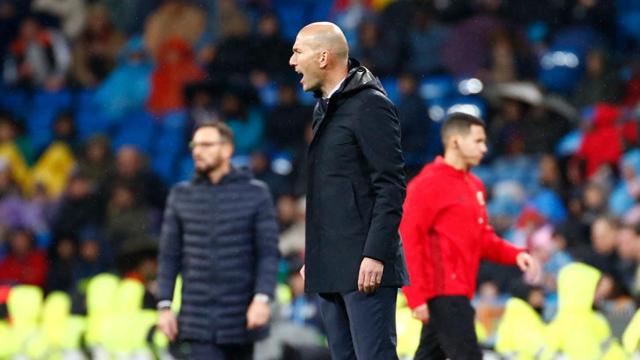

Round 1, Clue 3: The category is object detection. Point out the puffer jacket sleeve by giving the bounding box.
[157,188,183,302]
[252,187,279,297]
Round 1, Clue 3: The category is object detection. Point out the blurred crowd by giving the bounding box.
[1,0,640,358]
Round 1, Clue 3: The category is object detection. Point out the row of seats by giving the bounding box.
[0,274,182,359]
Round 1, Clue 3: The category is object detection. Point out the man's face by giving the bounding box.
[191,127,231,174]
[289,33,323,93]
[455,124,488,167]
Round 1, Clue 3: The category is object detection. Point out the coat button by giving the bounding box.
[451,274,456,279]
[478,217,484,224]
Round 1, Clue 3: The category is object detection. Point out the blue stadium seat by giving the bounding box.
[618,11,640,42]
[0,87,30,118]
[538,46,584,94]
[419,75,455,103]
[112,111,156,154]
[379,76,399,104]
[151,151,179,184]
[257,81,279,109]
[177,155,194,182]
[150,112,189,183]
[74,89,110,140]
[297,87,316,106]
[27,90,73,150]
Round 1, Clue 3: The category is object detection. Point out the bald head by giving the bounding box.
[298,22,349,63]
[290,22,350,96]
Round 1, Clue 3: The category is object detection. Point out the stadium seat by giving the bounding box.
[495,297,547,359]
[419,75,455,103]
[39,291,86,357]
[5,285,44,358]
[26,89,73,151]
[151,112,188,183]
[177,154,195,182]
[112,111,157,154]
[0,87,30,118]
[379,76,399,104]
[74,89,111,140]
[85,273,120,349]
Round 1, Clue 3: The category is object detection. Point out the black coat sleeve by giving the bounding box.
[354,92,406,262]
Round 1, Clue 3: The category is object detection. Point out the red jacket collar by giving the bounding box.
[429,156,469,177]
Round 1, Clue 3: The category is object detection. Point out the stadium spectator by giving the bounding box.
[396,73,431,177]
[0,228,47,287]
[76,134,113,186]
[264,82,312,156]
[69,3,125,88]
[51,173,104,239]
[105,181,154,258]
[107,146,166,211]
[44,234,78,293]
[3,16,70,90]
[32,0,87,40]
[93,36,152,121]
[146,37,204,115]
[143,0,207,61]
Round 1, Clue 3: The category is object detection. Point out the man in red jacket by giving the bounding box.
[401,112,540,359]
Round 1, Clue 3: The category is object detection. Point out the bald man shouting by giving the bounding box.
[290,22,408,359]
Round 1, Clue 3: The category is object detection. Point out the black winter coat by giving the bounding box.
[157,168,279,343]
[304,59,409,293]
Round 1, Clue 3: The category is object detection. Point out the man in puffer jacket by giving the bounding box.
[156,121,279,360]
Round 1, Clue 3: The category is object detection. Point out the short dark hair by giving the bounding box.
[440,112,485,145]
[194,121,235,144]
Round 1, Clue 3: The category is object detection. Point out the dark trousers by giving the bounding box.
[174,341,254,360]
[414,296,483,360]
[318,287,399,360]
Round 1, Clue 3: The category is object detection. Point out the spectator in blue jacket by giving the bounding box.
[156,120,279,360]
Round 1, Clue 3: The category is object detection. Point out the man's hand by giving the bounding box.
[412,303,430,323]
[157,309,178,341]
[358,257,384,294]
[300,264,305,281]
[517,252,541,282]
[246,298,270,330]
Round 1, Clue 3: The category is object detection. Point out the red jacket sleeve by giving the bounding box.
[478,183,524,264]
[400,179,437,310]
[480,224,523,265]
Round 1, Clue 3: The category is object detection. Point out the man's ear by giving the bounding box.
[318,50,328,69]
[223,143,234,159]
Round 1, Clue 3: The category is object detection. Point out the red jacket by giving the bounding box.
[0,250,48,287]
[577,103,623,177]
[400,157,523,309]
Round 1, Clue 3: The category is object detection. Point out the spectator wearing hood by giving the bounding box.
[494,283,547,359]
[542,263,626,359]
[30,114,77,199]
[577,103,623,178]
[146,37,204,116]
[93,36,153,122]
[143,0,207,61]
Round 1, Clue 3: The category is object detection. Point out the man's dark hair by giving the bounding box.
[194,121,235,144]
[440,112,486,146]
